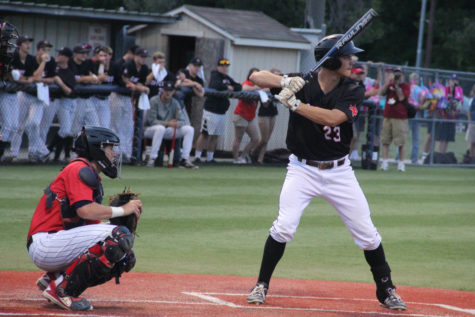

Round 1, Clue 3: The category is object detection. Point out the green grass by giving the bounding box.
[1,164,474,292]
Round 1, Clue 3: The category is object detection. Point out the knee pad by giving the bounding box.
[105,226,134,263]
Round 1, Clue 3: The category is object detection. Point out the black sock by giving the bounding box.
[257,235,286,286]
[0,141,6,158]
[364,244,395,296]
[64,137,73,159]
[54,137,65,160]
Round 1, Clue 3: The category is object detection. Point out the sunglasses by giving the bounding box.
[218,60,230,66]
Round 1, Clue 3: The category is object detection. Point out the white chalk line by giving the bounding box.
[185,292,475,316]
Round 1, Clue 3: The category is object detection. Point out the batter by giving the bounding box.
[246,34,406,311]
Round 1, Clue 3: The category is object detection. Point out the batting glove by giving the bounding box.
[280,75,305,93]
[277,88,301,111]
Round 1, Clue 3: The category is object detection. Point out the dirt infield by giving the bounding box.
[0,271,474,316]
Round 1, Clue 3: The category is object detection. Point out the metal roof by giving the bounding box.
[168,5,309,44]
[0,0,177,23]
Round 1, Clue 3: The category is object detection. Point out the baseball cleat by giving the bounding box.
[379,287,406,311]
[42,281,93,311]
[36,272,59,291]
[247,282,268,304]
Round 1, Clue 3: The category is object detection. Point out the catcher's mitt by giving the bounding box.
[108,187,140,235]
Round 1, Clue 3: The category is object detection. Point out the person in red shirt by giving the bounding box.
[232,67,261,164]
[26,126,142,311]
[379,67,410,171]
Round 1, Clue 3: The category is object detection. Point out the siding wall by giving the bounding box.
[4,15,110,53]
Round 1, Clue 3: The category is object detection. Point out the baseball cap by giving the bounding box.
[37,40,53,50]
[450,74,457,80]
[127,44,140,54]
[134,47,149,57]
[162,80,176,91]
[17,35,34,46]
[190,57,203,66]
[73,43,92,54]
[392,67,403,73]
[57,47,73,58]
[217,58,230,66]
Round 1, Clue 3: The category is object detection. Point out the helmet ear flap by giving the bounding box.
[322,57,341,70]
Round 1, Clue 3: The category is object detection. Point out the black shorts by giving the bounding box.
[435,121,456,142]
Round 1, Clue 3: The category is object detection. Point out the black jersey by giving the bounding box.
[69,59,93,78]
[183,69,204,108]
[10,52,47,78]
[122,60,149,85]
[91,60,121,85]
[287,72,364,161]
[55,65,76,98]
[204,70,242,114]
[148,71,175,97]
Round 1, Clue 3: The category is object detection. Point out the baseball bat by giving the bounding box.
[303,8,378,80]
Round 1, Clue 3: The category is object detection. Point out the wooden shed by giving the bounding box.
[131,5,312,152]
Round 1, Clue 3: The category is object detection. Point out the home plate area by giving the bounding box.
[0,272,474,316]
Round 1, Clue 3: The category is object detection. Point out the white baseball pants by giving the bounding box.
[270,154,382,250]
[144,124,194,160]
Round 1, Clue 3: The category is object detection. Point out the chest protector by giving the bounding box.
[44,158,103,230]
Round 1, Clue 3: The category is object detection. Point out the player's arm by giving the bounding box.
[294,105,348,127]
[77,200,142,221]
[251,70,305,93]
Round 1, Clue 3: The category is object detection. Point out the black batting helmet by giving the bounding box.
[314,34,364,70]
[0,21,19,79]
[73,126,121,179]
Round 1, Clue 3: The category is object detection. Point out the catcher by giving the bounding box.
[26,126,142,311]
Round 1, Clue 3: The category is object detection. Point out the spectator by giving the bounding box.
[147,51,174,98]
[436,74,463,153]
[47,47,76,162]
[69,42,100,143]
[252,68,281,164]
[10,38,55,162]
[467,84,475,163]
[408,72,424,163]
[117,47,150,162]
[116,43,139,67]
[193,58,242,164]
[144,81,196,168]
[181,57,205,117]
[379,67,411,171]
[232,67,261,164]
[90,45,119,129]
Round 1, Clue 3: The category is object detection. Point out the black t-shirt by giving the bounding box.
[69,59,93,78]
[183,69,204,106]
[11,52,55,78]
[258,87,280,117]
[204,70,242,114]
[122,60,149,85]
[148,71,175,97]
[55,65,76,98]
[287,72,364,161]
[91,60,122,85]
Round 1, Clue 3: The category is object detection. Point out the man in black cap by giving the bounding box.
[116,43,139,68]
[178,57,205,118]
[9,38,55,162]
[69,42,100,145]
[145,80,196,168]
[194,58,241,163]
[42,47,77,162]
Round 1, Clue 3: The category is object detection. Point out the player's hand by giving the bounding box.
[227,85,234,91]
[280,75,305,93]
[122,200,143,220]
[277,88,301,111]
[167,119,178,128]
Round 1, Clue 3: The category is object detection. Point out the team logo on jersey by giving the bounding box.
[349,105,358,117]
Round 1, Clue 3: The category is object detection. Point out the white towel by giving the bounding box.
[138,93,150,110]
[258,90,269,103]
[36,83,50,106]
[152,64,168,82]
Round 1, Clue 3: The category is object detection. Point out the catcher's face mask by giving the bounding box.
[101,143,122,179]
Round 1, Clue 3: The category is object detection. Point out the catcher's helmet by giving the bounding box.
[0,21,19,79]
[74,126,121,179]
[314,34,364,70]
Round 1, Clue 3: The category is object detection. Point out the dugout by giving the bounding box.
[130,5,313,152]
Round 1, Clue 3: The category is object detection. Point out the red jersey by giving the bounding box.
[27,159,101,239]
[383,82,411,119]
[234,80,258,121]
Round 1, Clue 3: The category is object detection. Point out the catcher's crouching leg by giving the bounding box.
[58,226,136,297]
